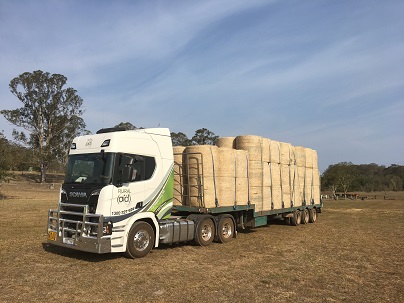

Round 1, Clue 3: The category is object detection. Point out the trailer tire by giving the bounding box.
[194,218,215,246]
[301,209,309,224]
[217,217,234,243]
[125,221,155,258]
[290,210,301,226]
[309,208,317,223]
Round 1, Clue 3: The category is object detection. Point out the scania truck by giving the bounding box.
[47,127,322,258]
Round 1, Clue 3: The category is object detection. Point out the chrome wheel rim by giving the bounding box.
[133,230,149,251]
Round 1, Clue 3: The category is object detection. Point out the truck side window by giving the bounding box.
[121,154,156,182]
[144,156,156,179]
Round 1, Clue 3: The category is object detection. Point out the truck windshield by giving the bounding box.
[64,153,114,185]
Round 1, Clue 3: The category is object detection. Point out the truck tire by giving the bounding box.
[217,216,234,243]
[194,217,215,246]
[125,221,155,258]
[301,209,309,224]
[290,210,301,226]
[309,208,317,223]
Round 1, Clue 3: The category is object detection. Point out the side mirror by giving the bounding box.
[122,165,133,184]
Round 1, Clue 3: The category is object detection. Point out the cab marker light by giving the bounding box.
[101,139,110,147]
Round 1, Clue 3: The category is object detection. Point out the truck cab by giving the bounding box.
[47,127,175,257]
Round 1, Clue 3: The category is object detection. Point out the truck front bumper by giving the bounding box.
[47,205,112,254]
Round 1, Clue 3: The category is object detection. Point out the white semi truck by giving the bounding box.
[47,127,322,258]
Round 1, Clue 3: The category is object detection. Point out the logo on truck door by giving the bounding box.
[117,188,131,205]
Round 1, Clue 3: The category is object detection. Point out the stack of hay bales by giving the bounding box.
[172,135,320,211]
[216,148,249,206]
[234,135,270,212]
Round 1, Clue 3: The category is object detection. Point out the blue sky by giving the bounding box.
[0,0,403,172]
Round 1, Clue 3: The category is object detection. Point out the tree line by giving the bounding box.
[321,162,404,194]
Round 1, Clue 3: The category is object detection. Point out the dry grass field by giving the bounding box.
[0,174,403,302]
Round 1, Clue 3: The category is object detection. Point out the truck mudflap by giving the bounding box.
[47,203,112,254]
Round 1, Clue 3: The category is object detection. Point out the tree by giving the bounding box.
[321,164,340,196]
[191,128,218,145]
[0,132,10,182]
[52,115,89,167]
[171,132,191,146]
[1,70,86,182]
[336,163,357,198]
[114,122,137,130]
[321,162,357,197]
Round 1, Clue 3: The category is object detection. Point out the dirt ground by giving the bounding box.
[0,176,403,302]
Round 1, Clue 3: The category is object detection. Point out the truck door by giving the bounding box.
[110,154,146,217]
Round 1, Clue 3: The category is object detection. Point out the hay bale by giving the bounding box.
[250,186,263,212]
[216,137,236,149]
[263,162,271,187]
[295,146,306,167]
[217,148,236,177]
[187,175,217,208]
[262,185,272,212]
[290,165,303,207]
[269,140,280,163]
[281,164,291,208]
[297,166,306,204]
[312,149,319,169]
[313,168,320,204]
[217,176,236,206]
[270,163,282,210]
[280,142,293,165]
[272,185,282,210]
[270,162,281,187]
[305,148,313,168]
[235,177,249,205]
[235,150,248,178]
[304,167,314,204]
[184,145,219,177]
[184,145,219,208]
[249,160,263,187]
[235,135,263,161]
[262,138,270,162]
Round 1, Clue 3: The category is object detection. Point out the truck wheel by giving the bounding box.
[194,218,215,246]
[290,210,301,226]
[301,209,309,224]
[309,208,317,223]
[125,221,155,258]
[217,217,234,243]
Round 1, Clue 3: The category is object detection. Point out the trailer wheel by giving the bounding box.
[194,218,215,246]
[217,217,234,243]
[301,209,309,224]
[290,210,301,226]
[125,221,155,258]
[309,208,317,223]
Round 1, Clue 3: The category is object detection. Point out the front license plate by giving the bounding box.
[48,231,57,241]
